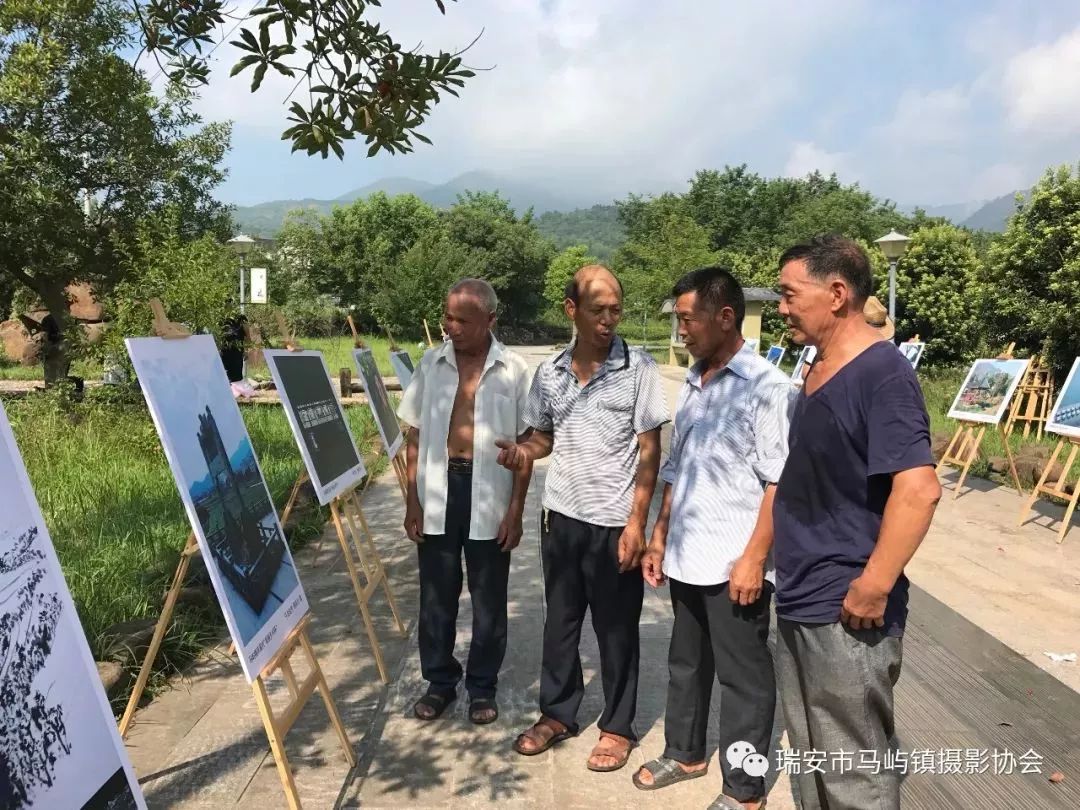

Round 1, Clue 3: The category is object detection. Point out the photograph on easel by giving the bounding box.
[947,358,1030,424]
[765,346,785,366]
[264,349,367,505]
[126,335,308,681]
[899,341,925,369]
[791,345,817,383]
[389,349,416,390]
[1047,356,1080,439]
[353,348,404,458]
[0,405,146,810]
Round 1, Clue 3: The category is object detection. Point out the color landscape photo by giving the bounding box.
[947,358,1030,425]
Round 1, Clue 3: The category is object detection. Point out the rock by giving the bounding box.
[1029,443,1052,459]
[1014,457,1043,487]
[81,321,107,345]
[176,584,216,611]
[931,431,953,461]
[96,660,127,701]
[99,618,157,665]
[987,456,1009,475]
[0,319,42,366]
[67,282,103,321]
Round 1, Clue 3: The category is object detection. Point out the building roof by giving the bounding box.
[661,287,780,312]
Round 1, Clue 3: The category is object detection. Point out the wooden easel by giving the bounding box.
[122,302,356,810]
[938,420,1023,499]
[1018,435,1080,544]
[423,319,435,348]
[1005,355,1055,441]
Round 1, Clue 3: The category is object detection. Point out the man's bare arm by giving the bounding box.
[617,428,661,573]
[403,427,424,543]
[495,429,553,470]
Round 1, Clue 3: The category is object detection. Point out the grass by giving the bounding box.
[5,385,385,703]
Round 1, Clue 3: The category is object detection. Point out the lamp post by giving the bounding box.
[227,234,256,314]
[874,229,911,323]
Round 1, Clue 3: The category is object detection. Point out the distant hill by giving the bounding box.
[534,205,625,260]
[230,171,611,236]
[960,190,1025,232]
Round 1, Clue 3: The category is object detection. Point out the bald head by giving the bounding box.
[564,264,623,305]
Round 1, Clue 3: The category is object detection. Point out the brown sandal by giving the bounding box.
[587,732,633,772]
[512,716,573,756]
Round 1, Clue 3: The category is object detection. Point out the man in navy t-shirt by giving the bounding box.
[773,235,941,810]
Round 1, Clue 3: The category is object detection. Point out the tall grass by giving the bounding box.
[5,386,383,691]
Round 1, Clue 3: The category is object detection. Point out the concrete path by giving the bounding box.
[123,344,1080,808]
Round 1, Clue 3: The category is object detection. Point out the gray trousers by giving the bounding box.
[776,619,903,810]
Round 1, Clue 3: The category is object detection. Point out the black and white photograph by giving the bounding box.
[0,405,145,810]
[389,349,416,391]
[126,335,308,681]
[899,340,926,369]
[791,345,817,383]
[353,347,404,459]
[264,349,367,504]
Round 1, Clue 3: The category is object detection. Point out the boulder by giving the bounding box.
[987,456,1009,475]
[99,618,157,665]
[67,282,103,322]
[96,660,127,701]
[176,584,216,612]
[0,320,41,365]
[931,431,954,461]
[81,321,107,345]
[1013,457,1043,488]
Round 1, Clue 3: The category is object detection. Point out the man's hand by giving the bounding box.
[728,553,765,606]
[495,439,530,472]
[617,523,646,573]
[641,543,665,588]
[404,496,424,544]
[497,508,524,552]
[840,574,889,630]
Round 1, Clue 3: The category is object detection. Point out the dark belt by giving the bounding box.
[448,457,473,474]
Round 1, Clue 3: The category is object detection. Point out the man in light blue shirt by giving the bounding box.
[634,267,793,810]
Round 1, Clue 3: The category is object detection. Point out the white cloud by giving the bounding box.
[875,87,972,147]
[1003,27,1080,137]
[783,141,854,179]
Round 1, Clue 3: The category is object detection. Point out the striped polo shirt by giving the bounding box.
[524,336,669,527]
[660,342,795,586]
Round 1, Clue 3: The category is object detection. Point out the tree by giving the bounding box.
[1,0,230,381]
[876,224,982,364]
[615,211,718,309]
[981,164,1080,381]
[130,0,476,158]
[544,245,598,316]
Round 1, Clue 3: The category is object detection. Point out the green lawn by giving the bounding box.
[6,387,386,703]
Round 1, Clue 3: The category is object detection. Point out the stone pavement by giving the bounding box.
[124,344,1080,808]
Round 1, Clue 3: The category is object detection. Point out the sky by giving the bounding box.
[177,1,1080,208]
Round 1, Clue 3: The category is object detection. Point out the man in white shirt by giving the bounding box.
[397,278,533,725]
[635,267,792,810]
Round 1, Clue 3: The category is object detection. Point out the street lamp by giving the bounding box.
[227,233,256,314]
[874,229,911,324]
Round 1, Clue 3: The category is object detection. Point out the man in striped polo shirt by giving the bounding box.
[635,267,793,810]
[496,265,669,773]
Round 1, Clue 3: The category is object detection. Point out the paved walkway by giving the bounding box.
[123,345,1080,808]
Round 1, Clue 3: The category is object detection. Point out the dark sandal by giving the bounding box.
[512,716,573,755]
[413,692,455,721]
[587,732,633,772]
[708,796,767,810]
[633,756,708,790]
[469,698,498,725]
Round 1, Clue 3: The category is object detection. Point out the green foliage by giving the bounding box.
[133,0,474,158]
[981,164,1080,381]
[616,210,718,309]
[877,224,981,364]
[535,205,626,259]
[101,209,236,371]
[545,245,598,314]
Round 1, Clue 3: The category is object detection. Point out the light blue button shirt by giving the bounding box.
[660,342,795,586]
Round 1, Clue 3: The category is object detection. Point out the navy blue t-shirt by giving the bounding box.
[773,341,934,637]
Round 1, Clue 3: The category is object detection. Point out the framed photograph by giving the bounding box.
[0,404,146,810]
[126,335,308,681]
[264,349,366,505]
[389,350,416,391]
[946,358,1030,425]
[353,348,404,459]
[791,345,818,383]
[1047,356,1080,439]
[899,341,926,369]
[765,346,785,366]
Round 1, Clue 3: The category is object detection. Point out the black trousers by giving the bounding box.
[539,510,644,740]
[417,468,511,700]
[664,578,776,803]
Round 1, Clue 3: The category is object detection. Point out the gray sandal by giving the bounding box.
[708,795,767,809]
[632,757,708,791]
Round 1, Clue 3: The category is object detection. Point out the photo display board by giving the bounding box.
[353,348,404,459]
[127,335,308,681]
[0,404,146,810]
[264,349,367,505]
[1047,356,1080,439]
[389,350,415,391]
[946,358,1030,425]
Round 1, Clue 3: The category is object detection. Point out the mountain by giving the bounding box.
[230,171,613,236]
[918,200,987,222]
[535,205,626,259]
[960,190,1025,232]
